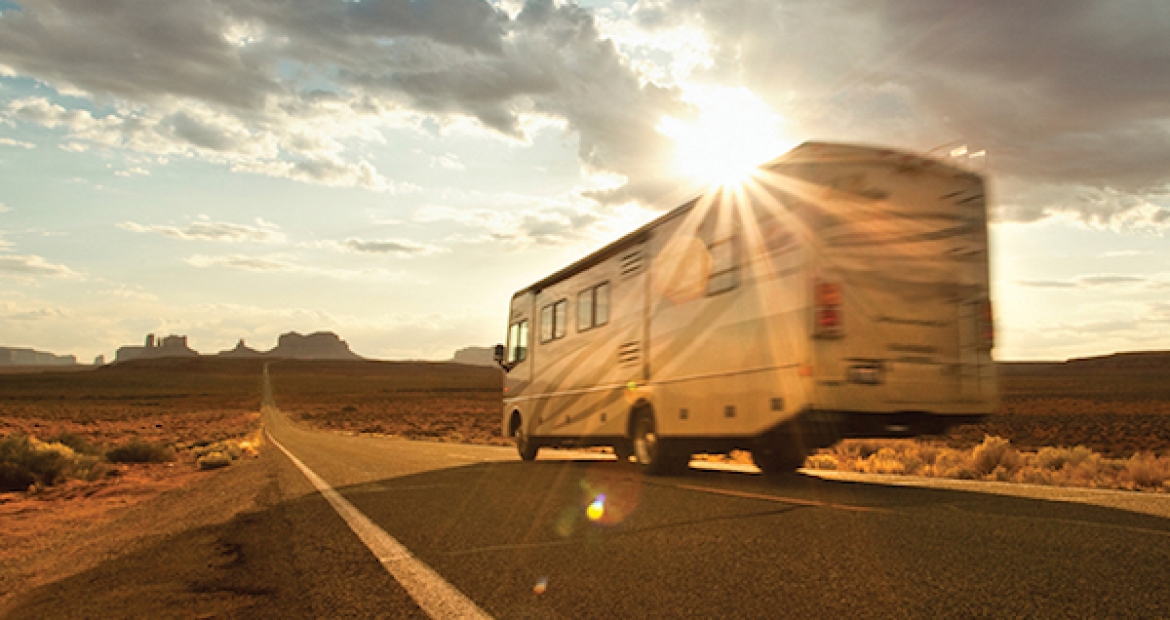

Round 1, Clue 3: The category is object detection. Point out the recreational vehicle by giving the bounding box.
[495,142,997,474]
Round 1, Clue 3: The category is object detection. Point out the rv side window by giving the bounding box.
[507,320,529,364]
[540,304,554,343]
[577,282,610,331]
[553,299,568,339]
[595,283,610,326]
[706,237,740,295]
[540,299,568,343]
[577,289,593,331]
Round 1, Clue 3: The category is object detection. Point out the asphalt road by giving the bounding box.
[9,407,1170,619]
[264,407,1170,618]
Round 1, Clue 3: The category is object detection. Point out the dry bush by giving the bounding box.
[105,440,175,464]
[0,434,104,491]
[810,435,1170,492]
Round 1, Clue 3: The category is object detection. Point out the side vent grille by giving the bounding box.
[620,250,643,277]
[618,341,641,365]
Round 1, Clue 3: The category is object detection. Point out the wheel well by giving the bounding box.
[508,410,522,438]
[626,400,653,438]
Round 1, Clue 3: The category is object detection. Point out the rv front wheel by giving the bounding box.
[632,410,687,475]
[516,426,539,461]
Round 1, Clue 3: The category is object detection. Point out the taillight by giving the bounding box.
[814,281,844,338]
[980,300,994,350]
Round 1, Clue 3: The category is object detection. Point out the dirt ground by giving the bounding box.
[268,359,508,445]
[3,356,1169,608]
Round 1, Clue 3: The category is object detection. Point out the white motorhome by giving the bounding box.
[495,142,997,474]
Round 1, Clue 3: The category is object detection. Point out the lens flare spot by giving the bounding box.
[586,494,606,521]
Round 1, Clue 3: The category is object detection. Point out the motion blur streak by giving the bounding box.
[266,432,492,620]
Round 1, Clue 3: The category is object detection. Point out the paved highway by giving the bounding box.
[259,406,1170,618]
[8,404,1170,619]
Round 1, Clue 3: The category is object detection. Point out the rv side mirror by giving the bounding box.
[493,344,505,363]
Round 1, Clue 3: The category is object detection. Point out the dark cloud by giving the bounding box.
[0,0,685,203]
[665,0,1170,221]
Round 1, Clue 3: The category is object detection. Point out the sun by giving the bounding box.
[658,86,794,186]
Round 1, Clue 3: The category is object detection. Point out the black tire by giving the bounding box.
[632,409,689,475]
[516,425,539,461]
[752,447,806,475]
[613,440,634,463]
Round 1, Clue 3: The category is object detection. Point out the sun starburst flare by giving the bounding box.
[658,86,795,187]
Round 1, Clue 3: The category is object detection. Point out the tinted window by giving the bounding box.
[577,288,593,331]
[507,320,528,364]
[540,304,554,343]
[595,283,610,325]
[553,299,567,339]
[707,237,740,295]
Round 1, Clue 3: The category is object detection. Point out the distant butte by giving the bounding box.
[111,331,364,363]
[265,331,363,361]
[217,339,264,359]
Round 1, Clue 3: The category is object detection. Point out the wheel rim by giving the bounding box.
[634,416,657,465]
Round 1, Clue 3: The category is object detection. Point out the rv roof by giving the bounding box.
[512,141,977,298]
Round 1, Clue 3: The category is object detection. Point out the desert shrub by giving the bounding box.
[0,434,103,491]
[49,431,99,455]
[106,439,175,463]
[1118,453,1170,490]
[805,453,839,470]
[971,435,1019,476]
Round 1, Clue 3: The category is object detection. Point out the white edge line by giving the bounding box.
[266,430,492,620]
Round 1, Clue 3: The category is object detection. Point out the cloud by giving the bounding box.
[430,153,465,171]
[1016,274,1150,289]
[644,0,1170,222]
[0,202,9,213]
[114,166,150,177]
[0,136,34,148]
[0,0,688,203]
[186,253,293,272]
[1079,275,1146,286]
[3,0,1168,221]
[3,306,70,321]
[118,217,285,243]
[307,237,446,257]
[0,253,80,278]
[102,286,159,302]
[185,253,410,281]
[1016,280,1077,289]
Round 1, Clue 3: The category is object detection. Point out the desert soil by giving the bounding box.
[2,357,1168,611]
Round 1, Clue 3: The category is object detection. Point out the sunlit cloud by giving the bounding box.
[185,253,411,281]
[304,237,447,257]
[118,217,285,243]
[0,254,80,279]
[0,136,34,149]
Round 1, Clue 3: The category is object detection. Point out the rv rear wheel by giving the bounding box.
[752,448,806,475]
[516,426,539,461]
[632,410,687,475]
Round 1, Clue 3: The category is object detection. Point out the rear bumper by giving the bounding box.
[800,408,986,438]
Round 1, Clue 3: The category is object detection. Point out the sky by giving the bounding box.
[0,0,1168,363]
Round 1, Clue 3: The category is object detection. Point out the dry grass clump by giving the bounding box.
[105,439,175,464]
[0,434,105,492]
[189,430,263,470]
[809,435,1170,492]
